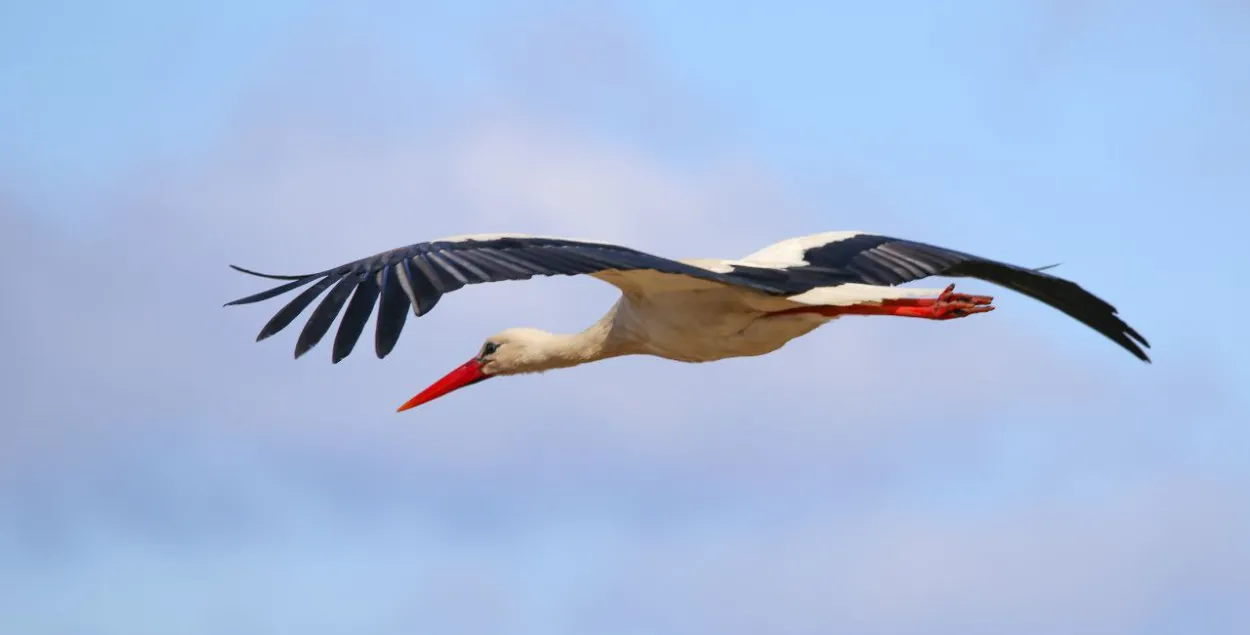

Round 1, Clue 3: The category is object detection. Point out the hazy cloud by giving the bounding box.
[2,6,1245,635]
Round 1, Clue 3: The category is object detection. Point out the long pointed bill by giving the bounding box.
[396,358,490,412]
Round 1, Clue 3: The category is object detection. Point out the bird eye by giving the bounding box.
[480,342,499,357]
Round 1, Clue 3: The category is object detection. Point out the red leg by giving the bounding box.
[769,284,995,320]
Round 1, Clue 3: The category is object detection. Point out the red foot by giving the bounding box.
[883,284,995,320]
[768,284,994,320]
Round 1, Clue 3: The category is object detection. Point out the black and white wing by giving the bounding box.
[717,231,1151,362]
[225,234,770,362]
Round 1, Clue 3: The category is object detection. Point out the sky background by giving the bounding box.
[2,1,1248,633]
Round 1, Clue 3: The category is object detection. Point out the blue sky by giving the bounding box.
[2,1,1248,634]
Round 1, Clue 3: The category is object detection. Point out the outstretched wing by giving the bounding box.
[718,231,1151,362]
[225,234,776,362]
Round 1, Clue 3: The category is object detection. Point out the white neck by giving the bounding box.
[536,316,620,369]
[505,305,633,374]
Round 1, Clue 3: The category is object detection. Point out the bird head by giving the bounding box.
[396,328,558,411]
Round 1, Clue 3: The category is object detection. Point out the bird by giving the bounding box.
[225,231,1149,411]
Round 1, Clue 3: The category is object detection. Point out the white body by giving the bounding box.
[579,244,946,364]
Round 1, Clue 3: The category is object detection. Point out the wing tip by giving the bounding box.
[1110,322,1151,363]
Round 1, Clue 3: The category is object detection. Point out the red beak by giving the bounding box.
[396,358,490,412]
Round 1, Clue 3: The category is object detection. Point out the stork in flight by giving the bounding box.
[226,231,1149,411]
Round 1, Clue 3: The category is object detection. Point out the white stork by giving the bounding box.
[226,231,1149,411]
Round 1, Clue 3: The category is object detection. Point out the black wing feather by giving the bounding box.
[332,275,379,363]
[294,274,358,359]
[255,273,343,342]
[374,265,411,359]
[227,273,321,306]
